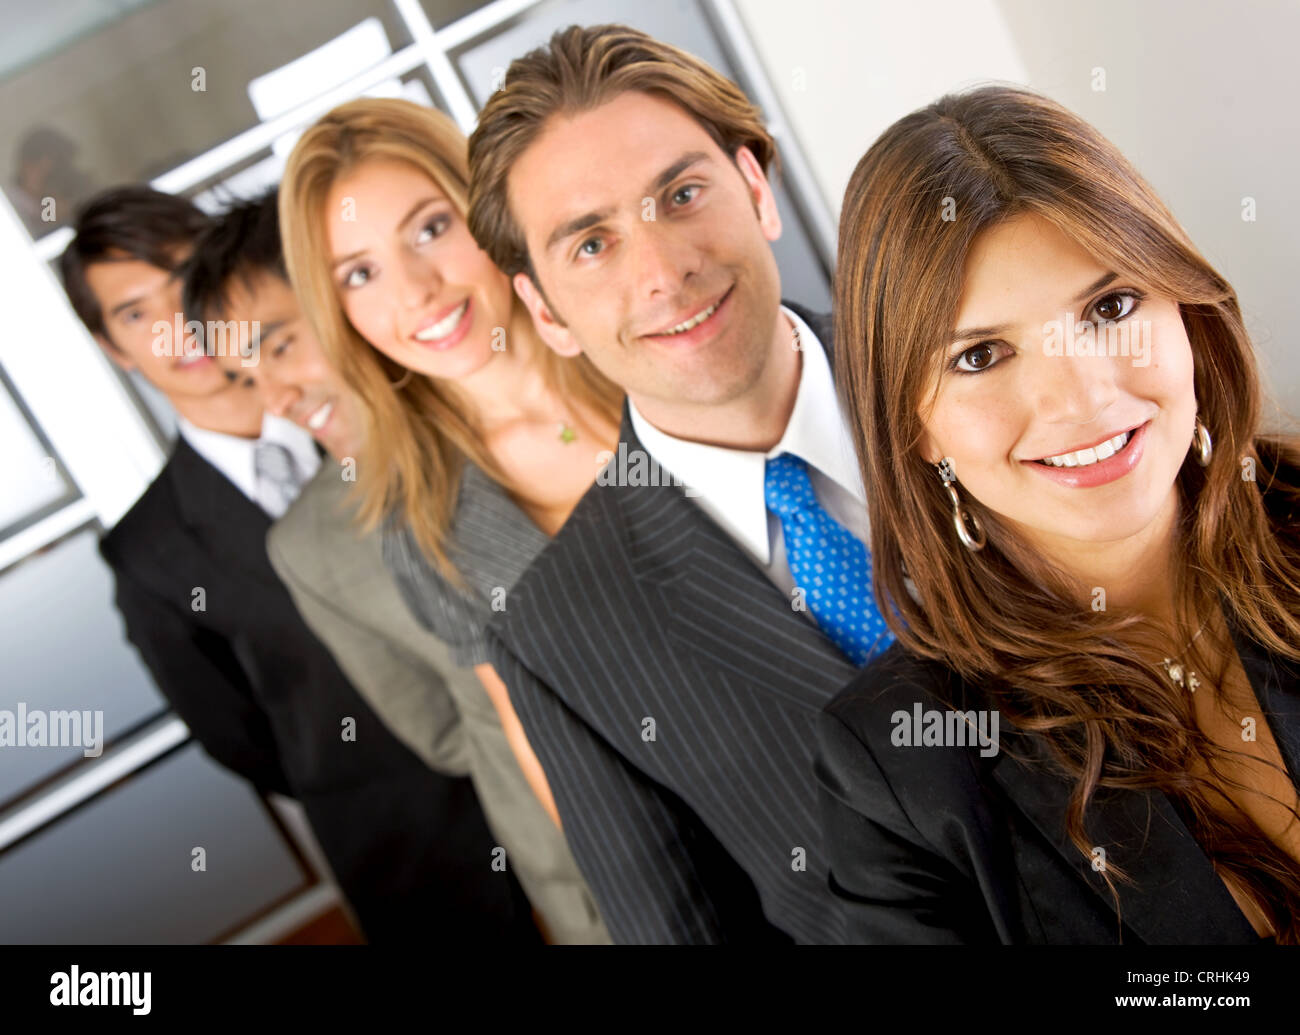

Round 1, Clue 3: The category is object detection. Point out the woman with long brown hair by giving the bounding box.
[279,98,623,942]
[817,84,1300,943]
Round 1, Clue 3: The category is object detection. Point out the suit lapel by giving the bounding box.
[448,461,551,604]
[616,414,859,713]
[616,300,856,710]
[989,727,1261,944]
[167,438,279,589]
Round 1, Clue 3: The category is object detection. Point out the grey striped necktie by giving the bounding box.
[253,440,302,517]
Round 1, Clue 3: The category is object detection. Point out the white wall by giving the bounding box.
[739,0,1300,421]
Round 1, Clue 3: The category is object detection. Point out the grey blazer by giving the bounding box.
[272,462,609,944]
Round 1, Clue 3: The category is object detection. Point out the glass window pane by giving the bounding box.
[0,528,167,806]
[421,0,491,30]
[0,742,309,943]
[420,0,501,30]
[0,0,416,239]
[188,65,443,213]
[0,373,77,536]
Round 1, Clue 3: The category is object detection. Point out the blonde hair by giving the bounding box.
[279,98,622,578]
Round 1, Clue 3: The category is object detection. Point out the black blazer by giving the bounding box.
[99,438,536,943]
[487,303,863,944]
[816,631,1300,944]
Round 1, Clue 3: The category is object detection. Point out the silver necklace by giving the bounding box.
[1160,615,1213,692]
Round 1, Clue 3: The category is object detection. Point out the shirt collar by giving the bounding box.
[628,304,864,565]
[176,415,260,501]
[176,412,320,504]
[260,412,322,483]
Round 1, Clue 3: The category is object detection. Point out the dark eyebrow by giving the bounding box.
[646,150,711,195]
[332,195,444,269]
[543,150,713,256]
[545,207,615,255]
[398,195,441,232]
[950,272,1122,343]
[108,295,147,318]
[1069,271,1118,305]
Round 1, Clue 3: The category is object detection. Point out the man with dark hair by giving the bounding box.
[467,25,890,944]
[58,186,261,441]
[187,190,609,943]
[65,185,536,943]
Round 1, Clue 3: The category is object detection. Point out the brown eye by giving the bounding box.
[1092,292,1137,322]
[950,341,1008,375]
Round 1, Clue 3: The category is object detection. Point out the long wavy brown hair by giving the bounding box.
[279,99,623,579]
[835,84,1300,940]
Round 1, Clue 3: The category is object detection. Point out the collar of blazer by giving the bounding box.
[453,461,550,603]
[382,459,551,609]
[986,621,1298,944]
[166,435,283,590]
[494,300,859,716]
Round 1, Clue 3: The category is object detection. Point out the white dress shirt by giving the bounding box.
[628,304,868,603]
[177,412,321,519]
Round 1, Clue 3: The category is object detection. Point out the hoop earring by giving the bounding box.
[389,368,413,390]
[936,460,986,552]
[1192,417,1212,467]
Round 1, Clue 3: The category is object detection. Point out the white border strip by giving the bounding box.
[0,498,97,575]
[435,0,543,50]
[0,715,189,852]
[393,0,478,132]
[222,881,347,945]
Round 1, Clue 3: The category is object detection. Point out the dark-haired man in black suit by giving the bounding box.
[62,185,536,943]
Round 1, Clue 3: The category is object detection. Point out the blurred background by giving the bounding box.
[0,0,1295,943]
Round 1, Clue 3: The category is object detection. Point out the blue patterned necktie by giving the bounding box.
[764,453,892,666]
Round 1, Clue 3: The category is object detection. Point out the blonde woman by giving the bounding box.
[280,98,623,943]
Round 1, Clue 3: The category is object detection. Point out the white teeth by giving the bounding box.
[414,300,468,341]
[307,401,333,431]
[662,300,719,335]
[1037,431,1130,468]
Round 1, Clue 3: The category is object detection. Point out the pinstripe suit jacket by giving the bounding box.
[486,303,861,944]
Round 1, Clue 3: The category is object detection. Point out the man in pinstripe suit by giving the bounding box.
[465,25,890,943]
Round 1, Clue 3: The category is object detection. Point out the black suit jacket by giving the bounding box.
[99,437,536,943]
[816,631,1300,944]
[487,303,863,944]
